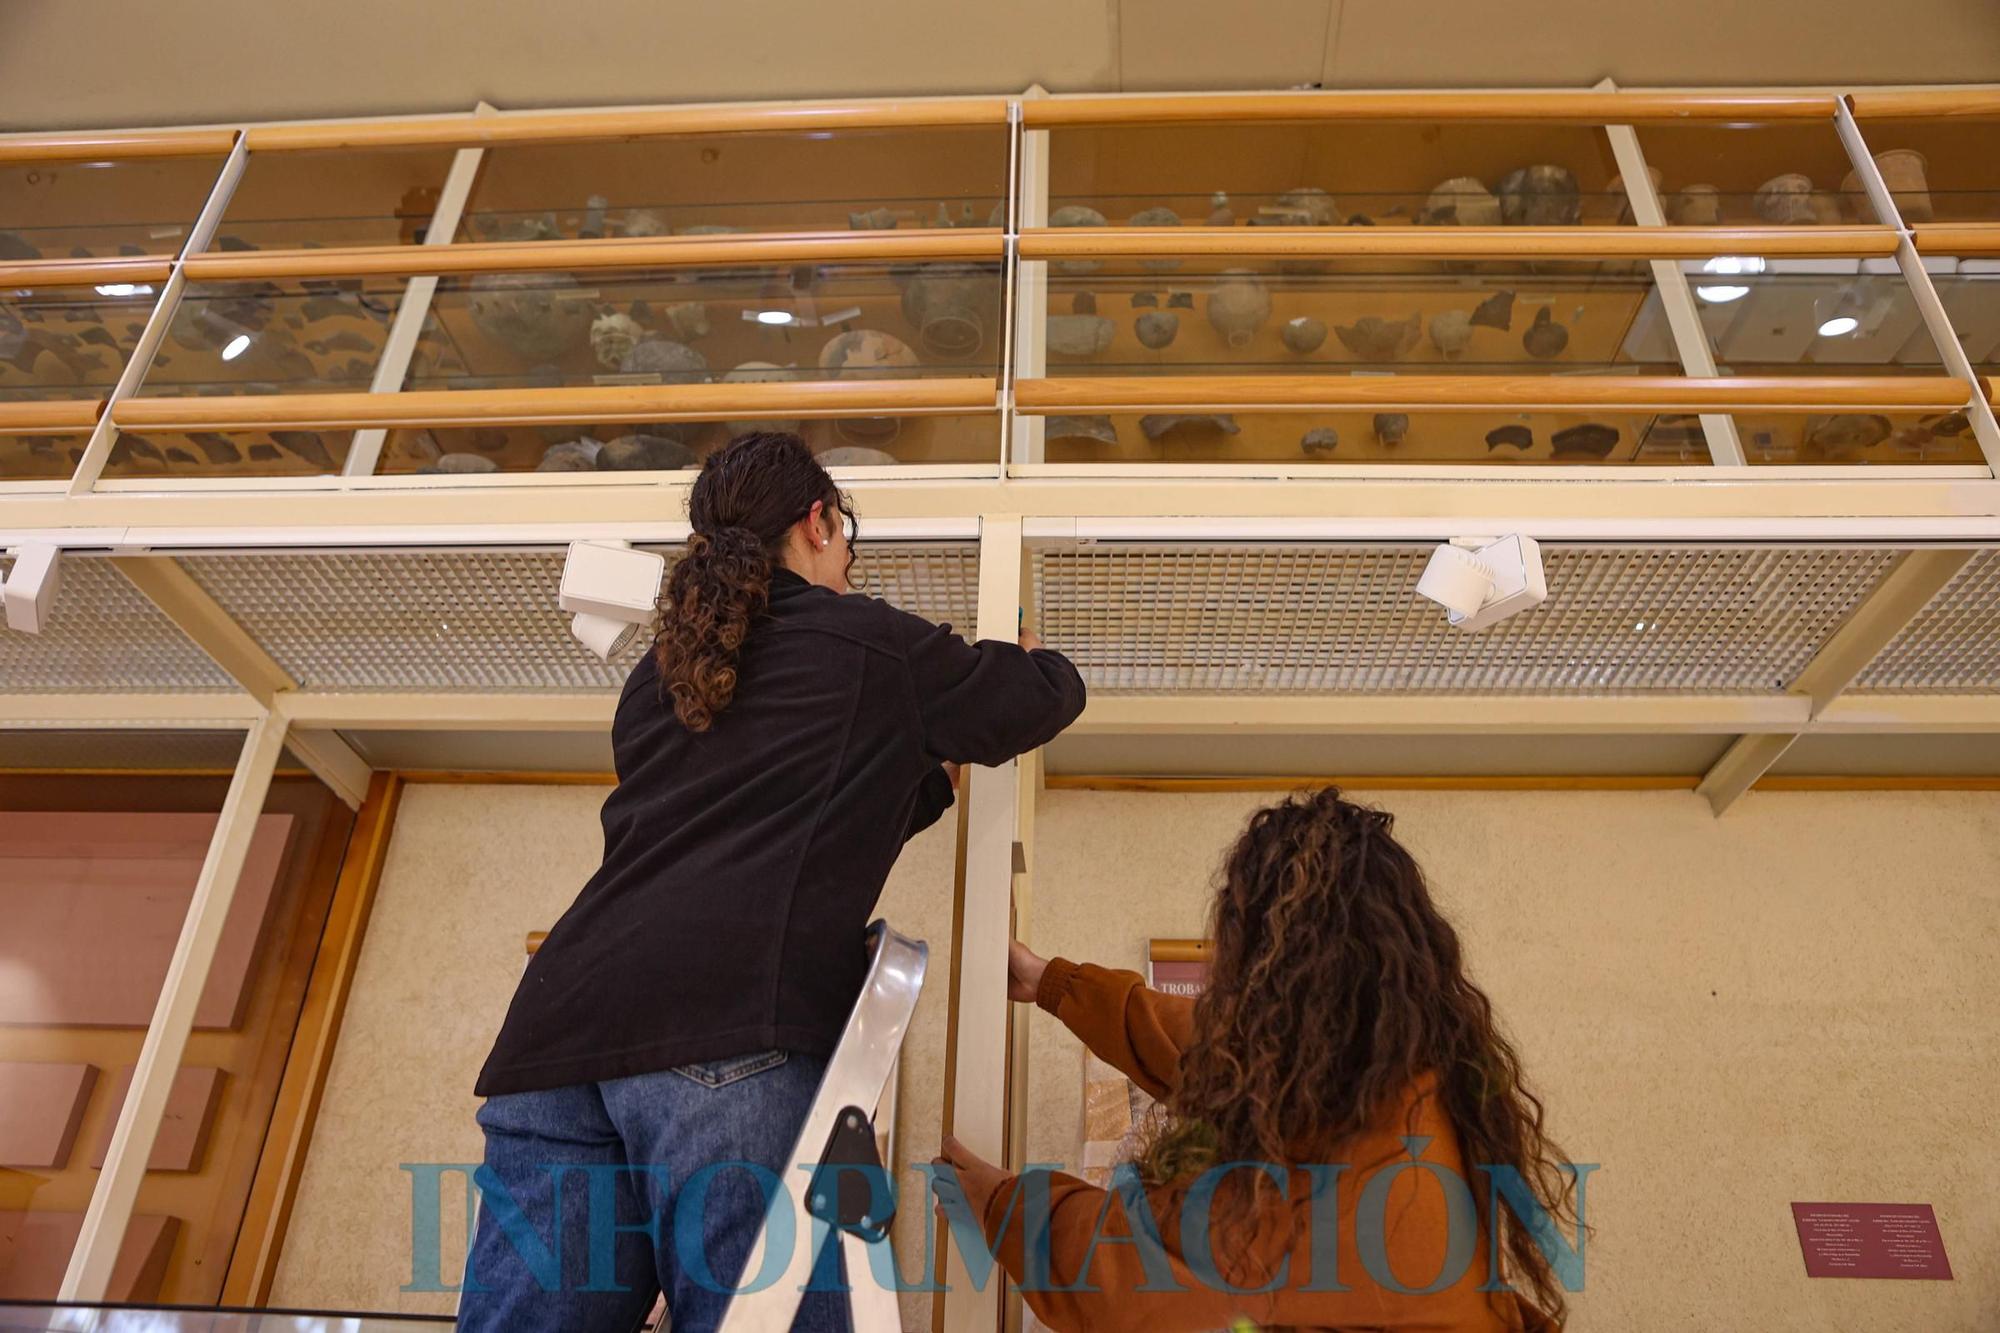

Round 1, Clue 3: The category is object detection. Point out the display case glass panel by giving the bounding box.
[1635,123,1885,225]
[374,413,997,475]
[1034,410,1709,466]
[408,260,1004,393]
[1929,265,2000,372]
[1,282,156,400]
[1619,262,1948,371]
[206,149,459,250]
[0,430,90,481]
[1736,410,1977,465]
[1,156,225,260]
[1846,117,2000,223]
[459,128,1010,241]
[1037,257,1677,376]
[136,278,410,398]
[1046,122,1626,230]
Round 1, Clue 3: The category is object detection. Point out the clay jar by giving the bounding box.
[1840,149,1934,223]
[1206,270,1272,349]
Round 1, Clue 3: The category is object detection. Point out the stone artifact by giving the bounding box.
[1281,316,1328,354]
[620,209,670,237]
[422,451,500,474]
[1262,187,1341,227]
[1497,165,1582,225]
[1071,291,1098,315]
[722,361,804,436]
[468,273,592,361]
[1128,206,1182,272]
[1521,305,1570,359]
[1805,413,1892,452]
[1049,204,1108,274]
[1550,423,1620,459]
[1205,191,1234,226]
[1134,311,1181,349]
[1470,290,1516,332]
[1485,425,1534,451]
[1046,314,1116,357]
[1299,427,1339,456]
[1047,416,1119,446]
[1422,177,1502,227]
[815,446,899,466]
[1130,291,1159,308]
[590,312,644,369]
[619,337,709,383]
[598,434,696,470]
[1373,413,1410,447]
[1841,149,1934,222]
[1167,291,1195,310]
[1139,414,1240,440]
[662,302,710,342]
[1206,270,1272,348]
[1670,185,1724,226]
[1428,309,1474,358]
[818,330,919,445]
[1335,313,1422,361]
[537,439,602,472]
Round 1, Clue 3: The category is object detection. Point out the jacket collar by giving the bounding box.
[770,566,814,599]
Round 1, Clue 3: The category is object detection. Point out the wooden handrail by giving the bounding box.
[0,128,237,163]
[1014,374,1977,414]
[0,400,103,434]
[1017,226,1901,261]
[114,378,998,431]
[1021,90,1841,127]
[1846,89,2000,120]
[244,99,1010,152]
[1913,224,2000,256]
[0,256,176,289]
[181,229,1005,282]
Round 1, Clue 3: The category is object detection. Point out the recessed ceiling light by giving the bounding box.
[220,334,251,361]
[754,310,793,326]
[1817,316,1859,337]
[1701,256,1766,276]
[1695,284,1749,304]
[93,283,154,297]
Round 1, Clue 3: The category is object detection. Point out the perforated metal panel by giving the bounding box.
[0,555,237,692]
[181,543,979,691]
[1034,544,1899,693]
[1853,549,2000,692]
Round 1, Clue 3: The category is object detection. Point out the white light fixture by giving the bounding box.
[1415,535,1547,632]
[1695,284,1749,304]
[1816,315,1860,337]
[559,539,666,661]
[754,309,794,326]
[93,282,155,298]
[1694,255,1762,305]
[220,333,252,361]
[3,542,61,634]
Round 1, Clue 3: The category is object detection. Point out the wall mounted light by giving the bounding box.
[559,539,666,660]
[3,543,61,634]
[1416,535,1547,632]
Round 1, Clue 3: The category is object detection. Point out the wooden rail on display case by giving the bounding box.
[179,229,1006,281]
[112,378,1000,431]
[1016,226,1903,261]
[0,256,177,288]
[0,127,238,162]
[1012,373,1981,415]
[1914,225,2000,256]
[1845,89,2000,120]
[0,401,104,435]
[1019,90,1842,127]
[241,98,1012,152]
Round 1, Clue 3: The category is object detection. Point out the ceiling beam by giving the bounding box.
[1697,549,1974,814]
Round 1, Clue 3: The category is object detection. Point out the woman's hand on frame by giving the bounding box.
[1008,938,1048,1004]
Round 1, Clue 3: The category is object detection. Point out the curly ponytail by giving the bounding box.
[655,432,854,732]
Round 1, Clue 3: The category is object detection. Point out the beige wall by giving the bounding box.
[279,783,1999,1330]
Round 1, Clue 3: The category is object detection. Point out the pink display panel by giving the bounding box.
[89,1065,225,1173]
[0,1211,178,1301]
[1792,1202,1953,1279]
[0,812,293,1030]
[0,1063,98,1170]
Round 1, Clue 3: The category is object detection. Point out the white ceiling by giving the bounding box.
[4,0,1998,131]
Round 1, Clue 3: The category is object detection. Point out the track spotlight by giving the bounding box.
[559,539,666,661]
[1416,535,1547,632]
[3,542,61,634]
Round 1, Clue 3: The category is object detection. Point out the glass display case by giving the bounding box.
[2,89,1996,486]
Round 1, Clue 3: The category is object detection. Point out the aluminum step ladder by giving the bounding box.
[716,918,929,1333]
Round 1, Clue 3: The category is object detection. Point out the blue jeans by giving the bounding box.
[456,1050,851,1333]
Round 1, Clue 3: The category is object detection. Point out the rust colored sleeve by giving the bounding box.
[1037,959,1196,1101]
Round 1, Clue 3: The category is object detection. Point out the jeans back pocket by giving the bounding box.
[669,1048,789,1089]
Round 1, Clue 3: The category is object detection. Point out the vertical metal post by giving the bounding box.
[1835,96,2000,474]
[343,103,497,479]
[60,711,289,1299]
[68,133,250,495]
[938,514,1025,1333]
[1008,88,1051,468]
[1597,79,1747,466]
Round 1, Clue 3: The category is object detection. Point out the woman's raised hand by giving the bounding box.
[1007,938,1048,1003]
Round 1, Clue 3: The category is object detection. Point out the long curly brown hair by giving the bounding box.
[654,432,855,732]
[1139,786,1576,1322]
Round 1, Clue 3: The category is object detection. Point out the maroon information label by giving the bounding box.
[1148,958,1209,998]
[1791,1203,1953,1280]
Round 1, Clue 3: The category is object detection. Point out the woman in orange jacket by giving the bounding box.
[935,786,1576,1331]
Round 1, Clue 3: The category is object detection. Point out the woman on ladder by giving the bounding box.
[460,431,1086,1333]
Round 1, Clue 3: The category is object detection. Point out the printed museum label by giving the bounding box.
[1791,1202,1952,1279]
